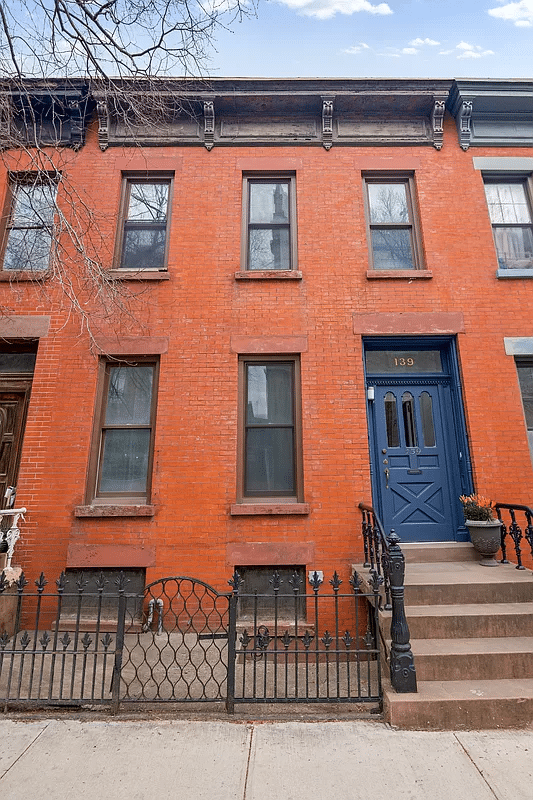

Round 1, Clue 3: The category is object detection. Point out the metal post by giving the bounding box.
[226,570,241,714]
[110,573,127,715]
[387,530,417,693]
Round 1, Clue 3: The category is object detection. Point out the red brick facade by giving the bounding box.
[2,78,533,590]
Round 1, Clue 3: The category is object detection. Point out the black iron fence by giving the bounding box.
[494,503,533,570]
[0,568,383,713]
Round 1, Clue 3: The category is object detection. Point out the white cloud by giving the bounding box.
[401,47,419,54]
[275,0,392,19]
[455,40,494,58]
[343,42,370,54]
[488,1,533,27]
[409,37,440,46]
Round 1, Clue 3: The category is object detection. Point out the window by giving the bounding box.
[364,175,422,270]
[117,176,171,269]
[89,360,158,504]
[242,175,296,271]
[238,356,303,501]
[516,360,533,464]
[2,175,57,271]
[484,179,533,270]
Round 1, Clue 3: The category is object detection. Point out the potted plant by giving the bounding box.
[459,494,502,566]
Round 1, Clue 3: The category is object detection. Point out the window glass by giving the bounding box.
[368,183,409,224]
[242,360,299,498]
[517,362,533,464]
[364,177,421,271]
[420,392,436,448]
[3,181,56,271]
[402,392,417,448]
[484,180,533,270]
[95,361,156,500]
[365,350,442,374]
[119,179,170,269]
[384,392,400,448]
[244,176,294,271]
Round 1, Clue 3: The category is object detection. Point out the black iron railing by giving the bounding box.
[0,567,383,713]
[358,502,417,694]
[494,503,533,570]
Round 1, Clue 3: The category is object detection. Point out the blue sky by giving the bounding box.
[208,0,533,77]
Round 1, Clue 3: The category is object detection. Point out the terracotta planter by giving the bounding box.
[465,519,502,566]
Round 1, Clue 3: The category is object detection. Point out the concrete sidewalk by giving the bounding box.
[0,717,532,800]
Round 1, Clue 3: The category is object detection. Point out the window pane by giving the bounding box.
[402,392,418,447]
[4,227,52,270]
[384,392,400,448]
[127,183,168,221]
[99,428,150,493]
[420,392,436,447]
[121,227,166,269]
[371,229,415,270]
[368,183,409,224]
[366,350,442,374]
[247,364,293,424]
[248,228,290,270]
[249,182,289,224]
[493,227,533,269]
[245,427,294,493]
[105,365,153,425]
[485,183,531,224]
[11,184,56,226]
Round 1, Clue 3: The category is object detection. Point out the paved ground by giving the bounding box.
[0,715,532,799]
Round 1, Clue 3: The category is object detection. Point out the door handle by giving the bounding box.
[384,467,390,489]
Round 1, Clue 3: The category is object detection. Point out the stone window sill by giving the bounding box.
[230,503,310,516]
[366,270,433,280]
[74,505,156,517]
[496,268,533,279]
[0,270,50,281]
[108,270,170,281]
[235,271,303,281]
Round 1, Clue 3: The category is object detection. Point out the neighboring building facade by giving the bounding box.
[1,77,533,594]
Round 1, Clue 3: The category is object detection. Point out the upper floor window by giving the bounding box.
[117,176,171,270]
[1,175,57,271]
[364,175,423,271]
[484,179,533,270]
[88,359,158,504]
[242,175,297,271]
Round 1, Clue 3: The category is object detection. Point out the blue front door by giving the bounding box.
[369,379,463,542]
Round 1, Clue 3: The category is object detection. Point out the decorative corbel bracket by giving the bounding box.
[203,100,215,151]
[67,98,84,151]
[96,98,109,151]
[321,96,334,151]
[458,99,473,151]
[431,97,445,150]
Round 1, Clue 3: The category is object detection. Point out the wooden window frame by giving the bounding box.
[363,173,424,271]
[114,173,173,271]
[0,172,58,273]
[86,357,159,505]
[515,358,533,466]
[236,355,303,503]
[241,173,297,272]
[483,174,533,271]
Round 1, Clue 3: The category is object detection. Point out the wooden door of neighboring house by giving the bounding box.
[0,384,32,509]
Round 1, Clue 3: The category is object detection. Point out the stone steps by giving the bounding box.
[354,542,533,730]
[384,679,533,731]
[380,602,533,639]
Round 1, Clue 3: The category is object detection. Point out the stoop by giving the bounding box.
[355,542,533,730]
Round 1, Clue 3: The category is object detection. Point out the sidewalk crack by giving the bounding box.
[0,721,52,782]
[242,723,254,800]
[453,733,500,800]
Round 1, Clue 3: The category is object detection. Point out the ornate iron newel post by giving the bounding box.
[387,530,417,693]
